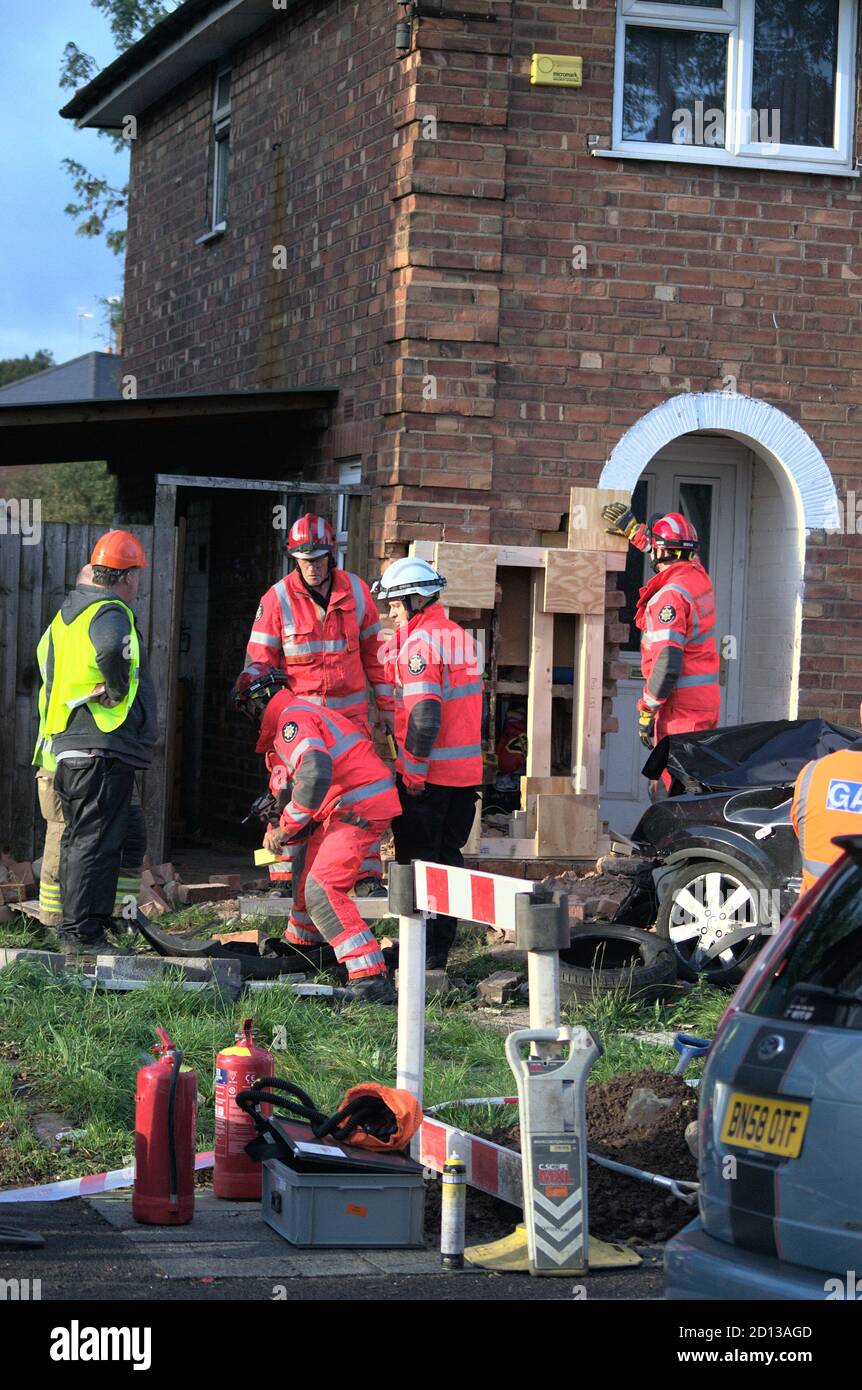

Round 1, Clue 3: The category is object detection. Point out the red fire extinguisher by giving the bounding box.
[133,1027,197,1226]
[214,1018,274,1200]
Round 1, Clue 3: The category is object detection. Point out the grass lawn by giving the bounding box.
[0,906,727,1190]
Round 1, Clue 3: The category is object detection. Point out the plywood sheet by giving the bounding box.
[568,487,630,555]
[433,543,497,609]
[535,794,598,859]
[543,549,605,615]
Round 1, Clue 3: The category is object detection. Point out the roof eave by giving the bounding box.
[60,0,287,131]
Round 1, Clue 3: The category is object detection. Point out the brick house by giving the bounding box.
[59,0,860,840]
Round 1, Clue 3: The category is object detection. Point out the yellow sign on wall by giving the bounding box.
[530,54,583,88]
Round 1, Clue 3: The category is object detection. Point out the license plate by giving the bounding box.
[720,1090,810,1159]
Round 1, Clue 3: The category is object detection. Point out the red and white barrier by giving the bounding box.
[414,862,536,932]
[419,1117,522,1206]
[0,1151,215,1204]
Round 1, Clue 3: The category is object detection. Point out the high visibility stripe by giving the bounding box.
[275,579,296,635]
[443,680,484,700]
[332,928,375,958]
[289,907,313,925]
[402,749,430,774]
[655,583,705,638]
[641,628,687,646]
[348,573,366,628]
[804,855,832,877]
[339,776,396,806]
[286,736,327,772]
[402,681,443,698]
[287,924,322,945]
[373,682,393,699]
[286,639,348,655]
[361,622,381,640]
[676,673,720,689]
[359,856,381,874]
[329,731,363,759]
[429,743,482,761]
[283,803,312,827]
[641,691,663,710]
[249,630,280,648]
[344,951,386,977]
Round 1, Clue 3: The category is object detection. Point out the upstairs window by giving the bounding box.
[609,0,857,174]
[212,65,231,229]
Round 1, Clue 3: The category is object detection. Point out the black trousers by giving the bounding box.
[393,777,479,963]
[55,756,136,941]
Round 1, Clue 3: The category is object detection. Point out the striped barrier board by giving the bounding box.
[419,1117,522,1207]
[414,862,537,931]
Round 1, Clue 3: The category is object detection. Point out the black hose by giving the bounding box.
[167,1047,183,1206]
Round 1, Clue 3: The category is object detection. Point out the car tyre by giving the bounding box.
[655,858,772,987]
[558,923,677,1004]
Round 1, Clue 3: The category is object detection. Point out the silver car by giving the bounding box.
[665,833,862,1300]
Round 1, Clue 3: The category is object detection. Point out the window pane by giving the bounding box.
[216,71,231,111]
[677,481,712,572]
[623,26,727,144]
[751,0,838,147]
[214,134,230,225]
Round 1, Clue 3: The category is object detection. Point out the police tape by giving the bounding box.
[0,1151,215,1203]
[425,1096,517,1114]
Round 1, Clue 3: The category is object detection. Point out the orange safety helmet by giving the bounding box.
[90,530,149,570]
[285,513,336,559]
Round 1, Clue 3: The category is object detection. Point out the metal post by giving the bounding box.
[389,863,427,1106]
[517,887,567,1058]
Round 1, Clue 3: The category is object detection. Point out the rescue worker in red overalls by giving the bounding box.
[602,505,720,751]
[245,514,394,896]
[372,557,484,970]
[232,663,399,1005]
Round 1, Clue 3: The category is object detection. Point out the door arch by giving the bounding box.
[596,394,839,836]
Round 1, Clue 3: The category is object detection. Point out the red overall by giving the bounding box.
[257,695,400,978]
[248,569,393,881]
[246,569,394,732]
[635,558,720,742]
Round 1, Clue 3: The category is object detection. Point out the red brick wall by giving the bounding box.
[123,0,862,723]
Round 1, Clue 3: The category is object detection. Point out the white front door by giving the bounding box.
[600,436,751,837]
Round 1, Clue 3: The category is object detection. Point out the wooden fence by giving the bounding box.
[0,524,154,862]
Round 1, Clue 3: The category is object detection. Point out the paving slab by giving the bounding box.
[0,947,67,972]
[89,1191,440,1280]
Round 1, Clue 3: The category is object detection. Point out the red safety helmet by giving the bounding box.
[90,530,149,570]
[647,512,698,566]
[285,513,336,559]
[232,663,290,724]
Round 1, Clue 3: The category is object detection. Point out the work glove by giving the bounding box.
[637,706,656,750]
[601,501,641,540]
[378,712,395,738]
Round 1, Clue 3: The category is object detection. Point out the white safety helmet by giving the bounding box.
[371,556,447,603]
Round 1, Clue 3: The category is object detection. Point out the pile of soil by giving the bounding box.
[585,1068,698,1244]
[493,1068,698,1246]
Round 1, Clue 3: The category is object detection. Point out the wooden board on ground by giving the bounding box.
[543,549,605,615]
[568,486,630,555]
[433,543,497,609]
[535,794,598,859]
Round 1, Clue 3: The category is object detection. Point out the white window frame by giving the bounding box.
[606,0,858,176]
[336,460,362,569]
[211,64,231,231]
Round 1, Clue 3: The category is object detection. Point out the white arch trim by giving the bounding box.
[597,393,840,530]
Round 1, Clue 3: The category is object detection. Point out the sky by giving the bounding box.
[0,0,136,365]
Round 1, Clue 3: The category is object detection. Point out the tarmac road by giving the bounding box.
[0,1198,665,1302]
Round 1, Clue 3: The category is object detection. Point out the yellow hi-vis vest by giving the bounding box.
[43,599,140,739]
[32,626,56,772]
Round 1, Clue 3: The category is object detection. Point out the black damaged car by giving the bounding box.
[615,719,859,987]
